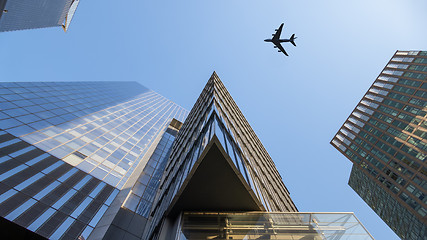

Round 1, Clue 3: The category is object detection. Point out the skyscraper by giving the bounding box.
[0,76,374,239]
[331,50,427,239]
[0,0,80,32]
[143,72,298,239]
[0,81,187,239]
[137,73,373,240]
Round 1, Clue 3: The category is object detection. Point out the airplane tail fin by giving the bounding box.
[290,34,297,47]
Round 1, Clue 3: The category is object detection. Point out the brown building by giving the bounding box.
[331,50,427,239]
[143,72,299,239]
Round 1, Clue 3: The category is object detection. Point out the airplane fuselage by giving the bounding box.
[264,39,291,43]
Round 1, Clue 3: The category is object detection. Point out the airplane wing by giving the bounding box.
[272,23,284,40]
[273,42,288,56]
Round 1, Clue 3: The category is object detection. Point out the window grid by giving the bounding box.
[331,51,427,239]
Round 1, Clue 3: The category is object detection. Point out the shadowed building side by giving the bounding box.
[0,0,7,19]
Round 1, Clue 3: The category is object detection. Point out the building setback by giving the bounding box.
[0,0,80,32]
[331,50,427,239]
[0,75,374,239]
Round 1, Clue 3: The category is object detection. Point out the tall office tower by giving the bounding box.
[0,0,80,32]
[0,81,187,239]
[331,50,427,239]
[139,72,373,240]
[143,72,298,239]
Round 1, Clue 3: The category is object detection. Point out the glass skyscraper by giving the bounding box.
[331,50,427,239]
[0,0,80,32]
[0,81,187,239]
[0,76,374,239]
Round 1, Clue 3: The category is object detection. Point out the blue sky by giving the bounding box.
[1,0,427,238]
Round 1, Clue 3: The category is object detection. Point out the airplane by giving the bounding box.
[264,23,296,56]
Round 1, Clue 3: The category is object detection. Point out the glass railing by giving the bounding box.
[178,212,374,240]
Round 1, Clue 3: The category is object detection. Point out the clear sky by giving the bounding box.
[1,0,427,239]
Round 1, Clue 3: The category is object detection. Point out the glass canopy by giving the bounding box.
[178,212,374,240]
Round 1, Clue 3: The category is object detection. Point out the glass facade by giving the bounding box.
[0,76,374,240]
[0,0,80,32]
[0,132,116,240]
[156,110,254,204]
[178,212,374,240]
[0,81,187,189]
[0,81,187,239]
[349,165,425,240]
[331,50,427,239]
[144,72,298,239]
[123,125,179,218]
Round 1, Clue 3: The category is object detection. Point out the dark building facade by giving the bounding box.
[331,50,427,239]
[0,76,374,239]
[0,0,80,32]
